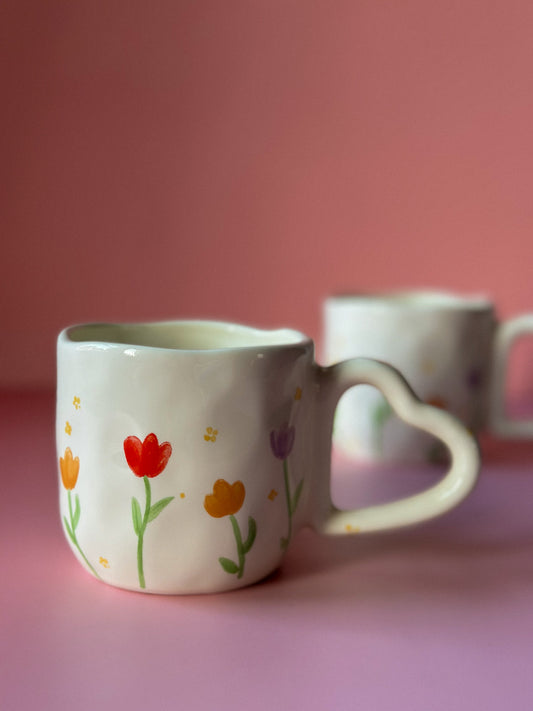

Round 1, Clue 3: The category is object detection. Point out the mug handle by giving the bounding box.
[489,315,533,438]
[313,358,480,535]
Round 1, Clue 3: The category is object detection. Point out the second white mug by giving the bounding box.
[323,291,533,462]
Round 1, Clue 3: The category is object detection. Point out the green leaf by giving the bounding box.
[291,479,304,514]
[372,397,393,427]
[63,516,76,544]
[243,516,257,554]
[219,557,239,575]
[147,496,175,523]
[131,497,143,535]
[72,494,81,530]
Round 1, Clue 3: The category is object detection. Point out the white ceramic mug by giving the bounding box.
[323,291,533,463]
[57,320,479,594]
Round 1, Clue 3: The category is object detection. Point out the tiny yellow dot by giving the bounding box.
[294,387,302,400]
[268,489,278,501]
[180,492,186,499]
[345,524,360,533]
[421,360,436,375]
[99,557,110,568]
[65,421,72,435]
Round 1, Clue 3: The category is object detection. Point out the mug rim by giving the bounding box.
[325,289,494,312]
[59,319,313,353]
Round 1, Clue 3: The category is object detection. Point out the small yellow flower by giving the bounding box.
[294,387,302,401]
[268,489,278,501]
[59,447,80,490]
[73,396,81,410]
[204,426,218,442]
[99,557,110,568]
[421,359,436,375]
[65,421,72,435]
[345,524,360,533]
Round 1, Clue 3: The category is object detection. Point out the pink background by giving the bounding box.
[3,0,533,391]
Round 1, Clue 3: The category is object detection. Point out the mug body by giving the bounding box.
[323,291,495,462]
[57,321,315,594]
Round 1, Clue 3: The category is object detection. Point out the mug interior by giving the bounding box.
[63,321,310,351]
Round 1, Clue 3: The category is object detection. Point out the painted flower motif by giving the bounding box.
[59,447,100,579]
[123,433,172,478]
[270,423,295,460]
[426,396,447,410]
[270,422,302,551]
[204,479,256,579]
[204,479,245,518]
[123,432,175,589]
[466,367,483,390]
[65,421,72,436]
[60,447,80,490]
[73,396,81,410]
[204,426,218,442]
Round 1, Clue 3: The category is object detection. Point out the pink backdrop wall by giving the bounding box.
[2,0,533,394]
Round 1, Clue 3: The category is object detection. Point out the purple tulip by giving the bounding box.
[466,367,483,390]
[270,423,296,460]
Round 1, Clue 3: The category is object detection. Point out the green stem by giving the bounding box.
[68,487,75,525]
[67,489,101,579]
[283,458,293,546]
[137,476,152,589]
[229,514,245,579]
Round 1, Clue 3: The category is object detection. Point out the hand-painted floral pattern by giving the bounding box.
[204,427,218,442]
[60,390,308,589]
[370,396,393,455]
[466,367,483,390]
[204,479,256,579]
[270,422,295,460]
[124,433,175,589]
[204,479,245,518]
[426,396,447,410]
[60,447,100,579]
[60,447,80,490]
[270,422,303,551]
[124,433,172,478]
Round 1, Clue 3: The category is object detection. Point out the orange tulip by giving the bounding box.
[426,396,447,410]
[204,479,245,518]
[60,447,80,490]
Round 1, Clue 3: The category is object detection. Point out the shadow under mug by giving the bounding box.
[56,320,479,594]
[323,291,533,463]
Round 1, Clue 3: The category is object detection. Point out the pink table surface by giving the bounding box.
[2,390,533,710]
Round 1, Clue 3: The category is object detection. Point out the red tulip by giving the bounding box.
[123,433,172,478]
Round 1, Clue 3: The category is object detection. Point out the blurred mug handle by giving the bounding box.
[489,314,533,438]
